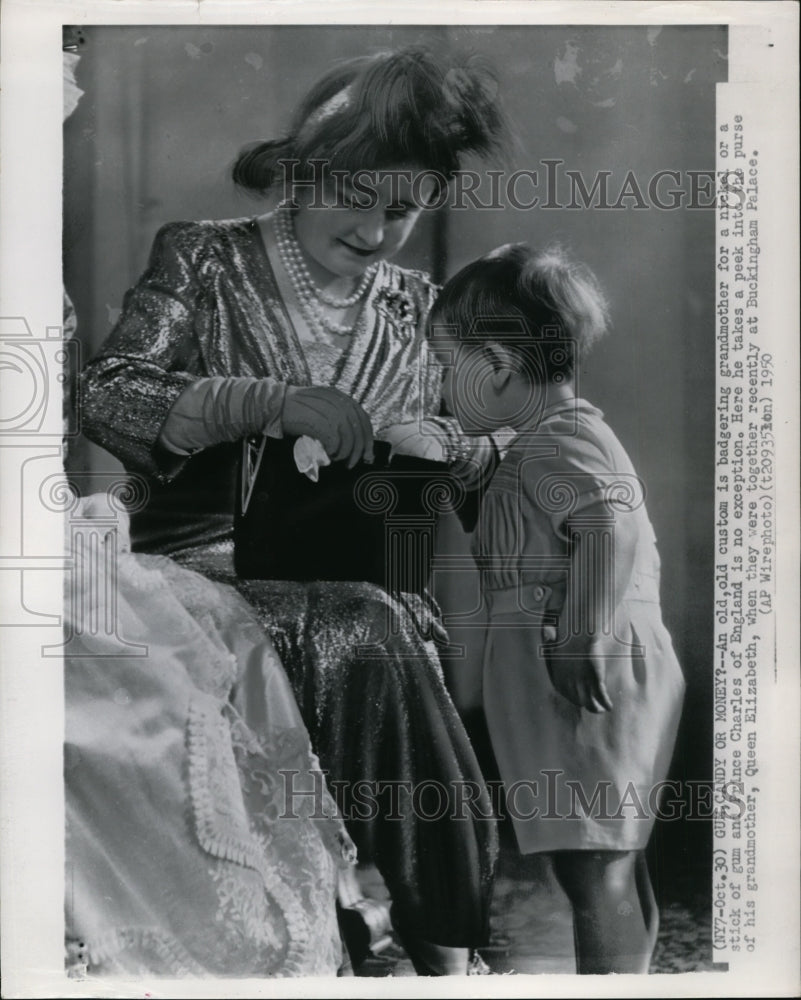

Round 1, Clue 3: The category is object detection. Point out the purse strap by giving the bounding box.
[240,435,269,516]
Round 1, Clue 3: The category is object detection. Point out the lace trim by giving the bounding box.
[186,697,312,976]
[160,557,241,697]
[76,926,206,976]
[228,710,356,868]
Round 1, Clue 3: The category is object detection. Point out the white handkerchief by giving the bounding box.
[293,436,331,482]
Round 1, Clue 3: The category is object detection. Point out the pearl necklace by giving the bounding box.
[273,202,377,338]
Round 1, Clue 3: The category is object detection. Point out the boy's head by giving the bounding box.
[428,243,609,432]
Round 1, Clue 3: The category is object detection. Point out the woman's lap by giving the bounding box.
[169,542,497,946]
[235,577,499,948]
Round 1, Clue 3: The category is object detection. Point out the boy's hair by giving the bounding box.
[430,243,609,383]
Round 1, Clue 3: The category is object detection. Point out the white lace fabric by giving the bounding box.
[65,495,349,978]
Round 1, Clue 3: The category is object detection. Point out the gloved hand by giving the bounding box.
[281,385,374,468]
[159,378,374,470]
[379,420,450,463]
[379,418,496,486]
[159,376,288,455]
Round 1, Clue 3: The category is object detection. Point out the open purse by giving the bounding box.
[234,436,468,595]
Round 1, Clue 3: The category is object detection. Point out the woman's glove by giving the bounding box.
[159,376,288,455]
[379,420,451,463]
[160,378,374,469]
[378,417,494,472]
[281,385,374,468]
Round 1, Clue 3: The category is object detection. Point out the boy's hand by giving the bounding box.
[542,627,613,713]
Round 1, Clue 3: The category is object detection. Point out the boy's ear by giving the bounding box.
[484,342,517,389]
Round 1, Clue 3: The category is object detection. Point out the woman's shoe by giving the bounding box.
[407,940,470,976]
[390,903,469,976]
[337,898,394,970]
[337,867,394,970]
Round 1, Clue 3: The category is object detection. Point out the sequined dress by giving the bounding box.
[79,219,498,949]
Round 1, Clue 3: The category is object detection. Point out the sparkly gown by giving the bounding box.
[79,219,497,949]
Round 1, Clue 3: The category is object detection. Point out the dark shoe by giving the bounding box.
[390,903,469,976]
[337,898,394,970]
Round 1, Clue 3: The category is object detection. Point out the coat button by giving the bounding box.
[533,586,545,602]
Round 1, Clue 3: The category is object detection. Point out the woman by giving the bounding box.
[80,47,504,975]
[64,41,350,982]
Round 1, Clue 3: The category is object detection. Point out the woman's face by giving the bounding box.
[292,166,436,283]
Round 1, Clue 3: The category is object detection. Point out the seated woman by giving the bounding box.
[64,492,353,978]
[79,46,505,975]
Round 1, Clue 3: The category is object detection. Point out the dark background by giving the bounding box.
[64,24,728,901]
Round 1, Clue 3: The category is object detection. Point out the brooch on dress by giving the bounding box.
[373,286,418,337]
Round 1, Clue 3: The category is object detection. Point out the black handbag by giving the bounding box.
[234,436,466,594]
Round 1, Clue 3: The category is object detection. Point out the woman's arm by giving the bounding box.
[79,223,213,480]
[80,224,374,479]
[385,272,500,527]
[161,378,374,470]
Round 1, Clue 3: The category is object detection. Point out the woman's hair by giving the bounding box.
[430,244,610,383]
[233,46,506,194]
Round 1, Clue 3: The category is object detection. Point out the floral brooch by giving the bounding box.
[374,286,418,336]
